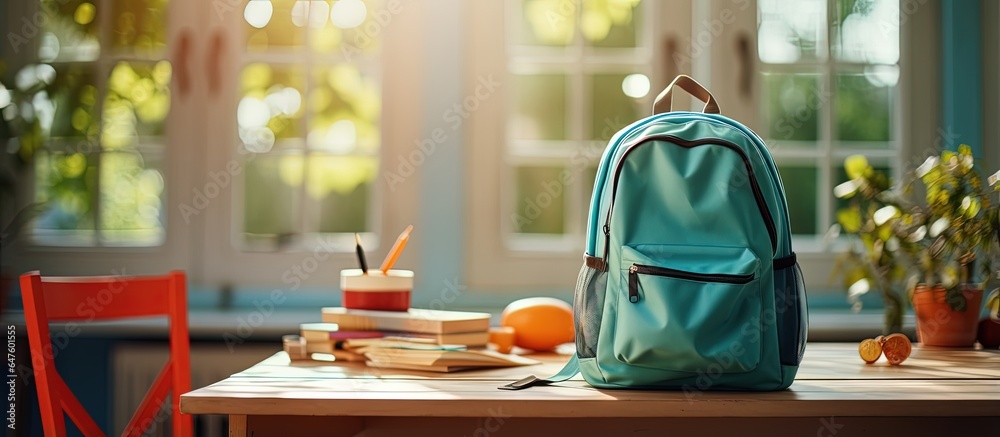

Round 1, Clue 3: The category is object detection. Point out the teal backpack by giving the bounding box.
[504,75,808,392]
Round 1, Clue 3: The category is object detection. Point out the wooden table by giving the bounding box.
[181,343,1000,436]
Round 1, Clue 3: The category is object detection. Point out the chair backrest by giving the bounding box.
[20,271,192,437]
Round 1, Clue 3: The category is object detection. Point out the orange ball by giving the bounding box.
[501,297,575,351]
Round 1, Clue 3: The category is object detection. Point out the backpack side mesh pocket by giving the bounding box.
[574,256,608,359]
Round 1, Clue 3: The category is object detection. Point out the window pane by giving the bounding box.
[33,151,97,236]
[757,0,826,63]
[99,151,164,245]
[308,65,380,153]
[582,0,642,48]
[244,154,302,240]
[590,73,645,140]
[103,61,171,149]
[111,0,168,55]
[513,0,575,47]
[777,165,818,235]
[239,64,305,151]
[513,166,566,234]
[836,70,894,143]
[31,64,100,140]
[310,155,376,233]
[245,0,306,50]
[760,73,820,143]
[40,0,100,61]
[832,0,899,64]
[512,74,566,140]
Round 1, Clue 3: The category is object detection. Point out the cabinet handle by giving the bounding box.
[207,30,226,96]
[173,29,192,98]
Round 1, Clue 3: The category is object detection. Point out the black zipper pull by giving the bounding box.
[628,264,639,303]
[600,224,612,270]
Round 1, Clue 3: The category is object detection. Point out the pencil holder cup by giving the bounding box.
[340,269,413,311]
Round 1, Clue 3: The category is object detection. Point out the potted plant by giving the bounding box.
[834,146,998,346]
[904,146,996,346]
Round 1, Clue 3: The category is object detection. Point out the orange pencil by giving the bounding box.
[380,225,413,274]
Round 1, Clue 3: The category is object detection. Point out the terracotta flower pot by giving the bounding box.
[912,285,983,347]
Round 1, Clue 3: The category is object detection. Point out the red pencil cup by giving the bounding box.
[340,269,413,311]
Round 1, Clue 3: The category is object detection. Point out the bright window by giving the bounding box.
[15,0,171,247]
[237,0,382,251]
[505,0,649,249]
[757,0,900,238]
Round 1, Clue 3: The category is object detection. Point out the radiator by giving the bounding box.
[111,343,279,437]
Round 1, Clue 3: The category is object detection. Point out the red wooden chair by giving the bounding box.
[19,271,192,437]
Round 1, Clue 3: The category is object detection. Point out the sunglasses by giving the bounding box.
[859,333,912,365]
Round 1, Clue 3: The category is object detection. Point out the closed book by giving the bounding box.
[321,307,491,335]
[343,337,467,351]
[362,347,539,369]
[380,330,490,347]
[309,331,488,346]
[299,323,385,341]
[299,323,340,342]
[363,361,476,373]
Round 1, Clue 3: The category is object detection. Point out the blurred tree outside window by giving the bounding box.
[758,0,900,237]
[239,0,382,251]
[4,0,170,247]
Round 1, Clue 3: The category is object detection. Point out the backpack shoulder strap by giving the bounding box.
[499,354,580,390]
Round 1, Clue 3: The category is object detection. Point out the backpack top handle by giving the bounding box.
[652,75,721,115]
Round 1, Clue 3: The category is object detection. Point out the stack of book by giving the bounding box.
[288,307,536,372]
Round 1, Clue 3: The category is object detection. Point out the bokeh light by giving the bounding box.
[621,73,650,99]
[330,0,367,29]
[245,0,275,29]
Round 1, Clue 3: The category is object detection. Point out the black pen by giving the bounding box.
[354,233,369,274]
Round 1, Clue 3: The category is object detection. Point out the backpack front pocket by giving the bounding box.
[614,244,762,374]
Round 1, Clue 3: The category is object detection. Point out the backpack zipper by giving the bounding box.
[602,135,778,266]
[628,263,755,303]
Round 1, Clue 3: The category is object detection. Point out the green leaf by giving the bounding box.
[877,224,893,242]
[837,209,862,233]
[941,150,957,165]
[965,197,981,218]
[945,287,967,311]
[958,144,972,156]
[848,278,871,299]
[844,155,869,180]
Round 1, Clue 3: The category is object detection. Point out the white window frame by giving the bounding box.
[467,0,938,292]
